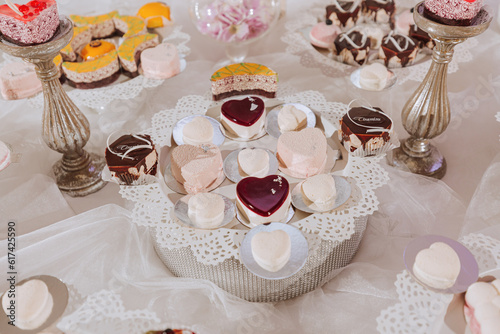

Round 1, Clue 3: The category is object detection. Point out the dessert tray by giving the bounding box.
[282,0,477,85]
[376,233,500,333]
[1,22,191,110]
[120,89,390,302]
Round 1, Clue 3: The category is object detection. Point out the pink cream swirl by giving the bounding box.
[424,0,483,20]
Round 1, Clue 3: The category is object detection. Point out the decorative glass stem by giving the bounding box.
[225,43,250,63]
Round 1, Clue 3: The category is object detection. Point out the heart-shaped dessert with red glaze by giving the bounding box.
[221,96,265,126]
[237,175,289,217]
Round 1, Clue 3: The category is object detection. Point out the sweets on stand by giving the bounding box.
[117,33,159,77]
[277,128,327,178]
[236,175,291,226]
[412,242,461,289]
[0,61,42,100]
[301,174,337,211]
[187,193,225,229]
[379,31,419,68]
[238,148,269,177]
[182,116,214,146]
[277,105,307,132]
[0,0,59,45]
[220,96,266,139]
[211,63,278,101]
[423,0,484,26]
[326,0,362,28]
[309,21,341,49]
[140,43,181,79]
[170,144,223,194]
[0,140,11,171]
[464,280,500,334]
[137,2,171,29]
[105,134,158,185]
[333,29,371,66]
[251,229,291,272]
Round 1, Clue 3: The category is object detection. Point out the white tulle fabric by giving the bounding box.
[119,90,389,265]
[20,25,191,110]
[282,0,476,85]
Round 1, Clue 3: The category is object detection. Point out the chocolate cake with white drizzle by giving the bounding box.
[105,134,158,185]
[325,0,362,28]
[362,0,396,26]
[378,31,419,67]
[332,28,371,66]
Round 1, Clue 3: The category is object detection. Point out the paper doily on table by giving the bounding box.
[376,233,500,334]
[282,0,476,85]
[119,90,390,266]
[5,25,191,110]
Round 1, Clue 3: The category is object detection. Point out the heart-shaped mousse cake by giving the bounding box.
[412,242,461,289]
[220,96,265,139]
[140,43,181,80]
[424,0,483,26]
[236,175,291,225]
[251,229,291,272]
[237,148,269,177]
[0,0,59,45]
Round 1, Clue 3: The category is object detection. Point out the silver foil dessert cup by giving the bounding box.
[387,3,492,179]
[0,17,106,196]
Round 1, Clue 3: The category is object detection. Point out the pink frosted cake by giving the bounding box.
[140,43,181,79]
[276,128,327,178]
[0,0,59,45]
[424,0,484,26]
[170,144,223,194]
[464,279,500,334]
[0,61,42,100]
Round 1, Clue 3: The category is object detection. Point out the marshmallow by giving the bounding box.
[182,117,214,146]
[238,148,270,178]
[359,63,388,91]
[278,105,307,132]
[412,242,461,289]
[187,193,225,229]
[301,174,337,210]
[251,230,291,272]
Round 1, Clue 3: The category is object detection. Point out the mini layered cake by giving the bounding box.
[105,134,158,185]
[140,43,181,79]
[182,117,213,146]
[326,0,362,28]
[464,280,500,334]
[339,106,393,153]
[117,33,159,77]
[424,0,484,26]
[70,11,118,39]
[238,148,269,178]
[412,242,461,289]
[60,26,92,61]
[277,128,327,178]
[362,0,396,25]
[113,14,146,39]
[333,29,371,66]
[220,96,266,139]
[0,61,42,100]
[379,31,418,68]
[251,229,291,272]
[236,175,291,226]
[137,2,171,29]
[170,144,223,194]
[188,193,225,229]
[0,0,59,45]
[211,63,278,101]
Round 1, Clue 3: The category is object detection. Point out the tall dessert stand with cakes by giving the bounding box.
[387,2,492,179]
[0,17,106,196]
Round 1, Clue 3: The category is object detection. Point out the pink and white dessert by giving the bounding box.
[140,43,181,80]
[182,117,214,146]
[187,193,225,229]
[276,127,328,178]
[220,96,265,139]
[464,280,500,334]
[301,174,337,211]
[238,148,270,177]
[278,104,307,132]
[309,21,341,49]
[424,0,484,26]
[412,242,461,289]
[0,61,42,100]
[236,175,291,226]
[251,229,291,272]
[0,140,11,171]
[0,0,59,45]
[170,144,223,194]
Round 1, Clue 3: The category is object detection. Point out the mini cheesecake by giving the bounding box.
[333,29,371,66]
[325,0,362,28]
[424,0,483,26]
[379,31,419,68]
[339,106,393,153]
[220,96,266,139]
[0,0,59,45]
[362,0,396,26]
[211,63,278,101]
[236,175,291,226]
[105,134,158,185]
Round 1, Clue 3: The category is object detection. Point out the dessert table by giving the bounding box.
[0,0,500,333]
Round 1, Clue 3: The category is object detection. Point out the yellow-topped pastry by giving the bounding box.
[62,50,120,89]
[60,26,92,62]
[70,11,118,38]
[137,2,171,28]
[80,40,117,61]
[117,33,159,74]
[113,15,146,39]
[210,63,278,101]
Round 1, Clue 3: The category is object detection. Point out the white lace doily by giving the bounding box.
[10,25,191,110]
[120,90,390,266]
[282,0,476,85]
[376,233,500,334]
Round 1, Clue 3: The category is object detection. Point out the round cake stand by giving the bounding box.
[0,17,106,196]
[387,3,492,179]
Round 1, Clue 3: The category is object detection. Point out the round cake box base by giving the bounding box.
[152,217,367,303]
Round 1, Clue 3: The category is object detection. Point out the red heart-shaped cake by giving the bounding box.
[221,96,265,126]
[237,175,289,217]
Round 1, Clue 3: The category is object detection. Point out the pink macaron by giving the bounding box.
[309,22,341,49]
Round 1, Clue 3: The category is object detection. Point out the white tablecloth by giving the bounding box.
[1,0,500,333]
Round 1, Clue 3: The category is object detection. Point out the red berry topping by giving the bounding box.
[28,12,33,16]
[18,5,29,13]
[22,14,28,18]
[30,0,40,7]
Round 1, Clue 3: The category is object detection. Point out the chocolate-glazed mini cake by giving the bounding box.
[333,29,371,66]
[326,0,362,28]
[339,106,393,153]
[362,0,396,26]
[423,0,484,26]
[378,31,418,68]
[409,24,435,50]
[105,134,158,185]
